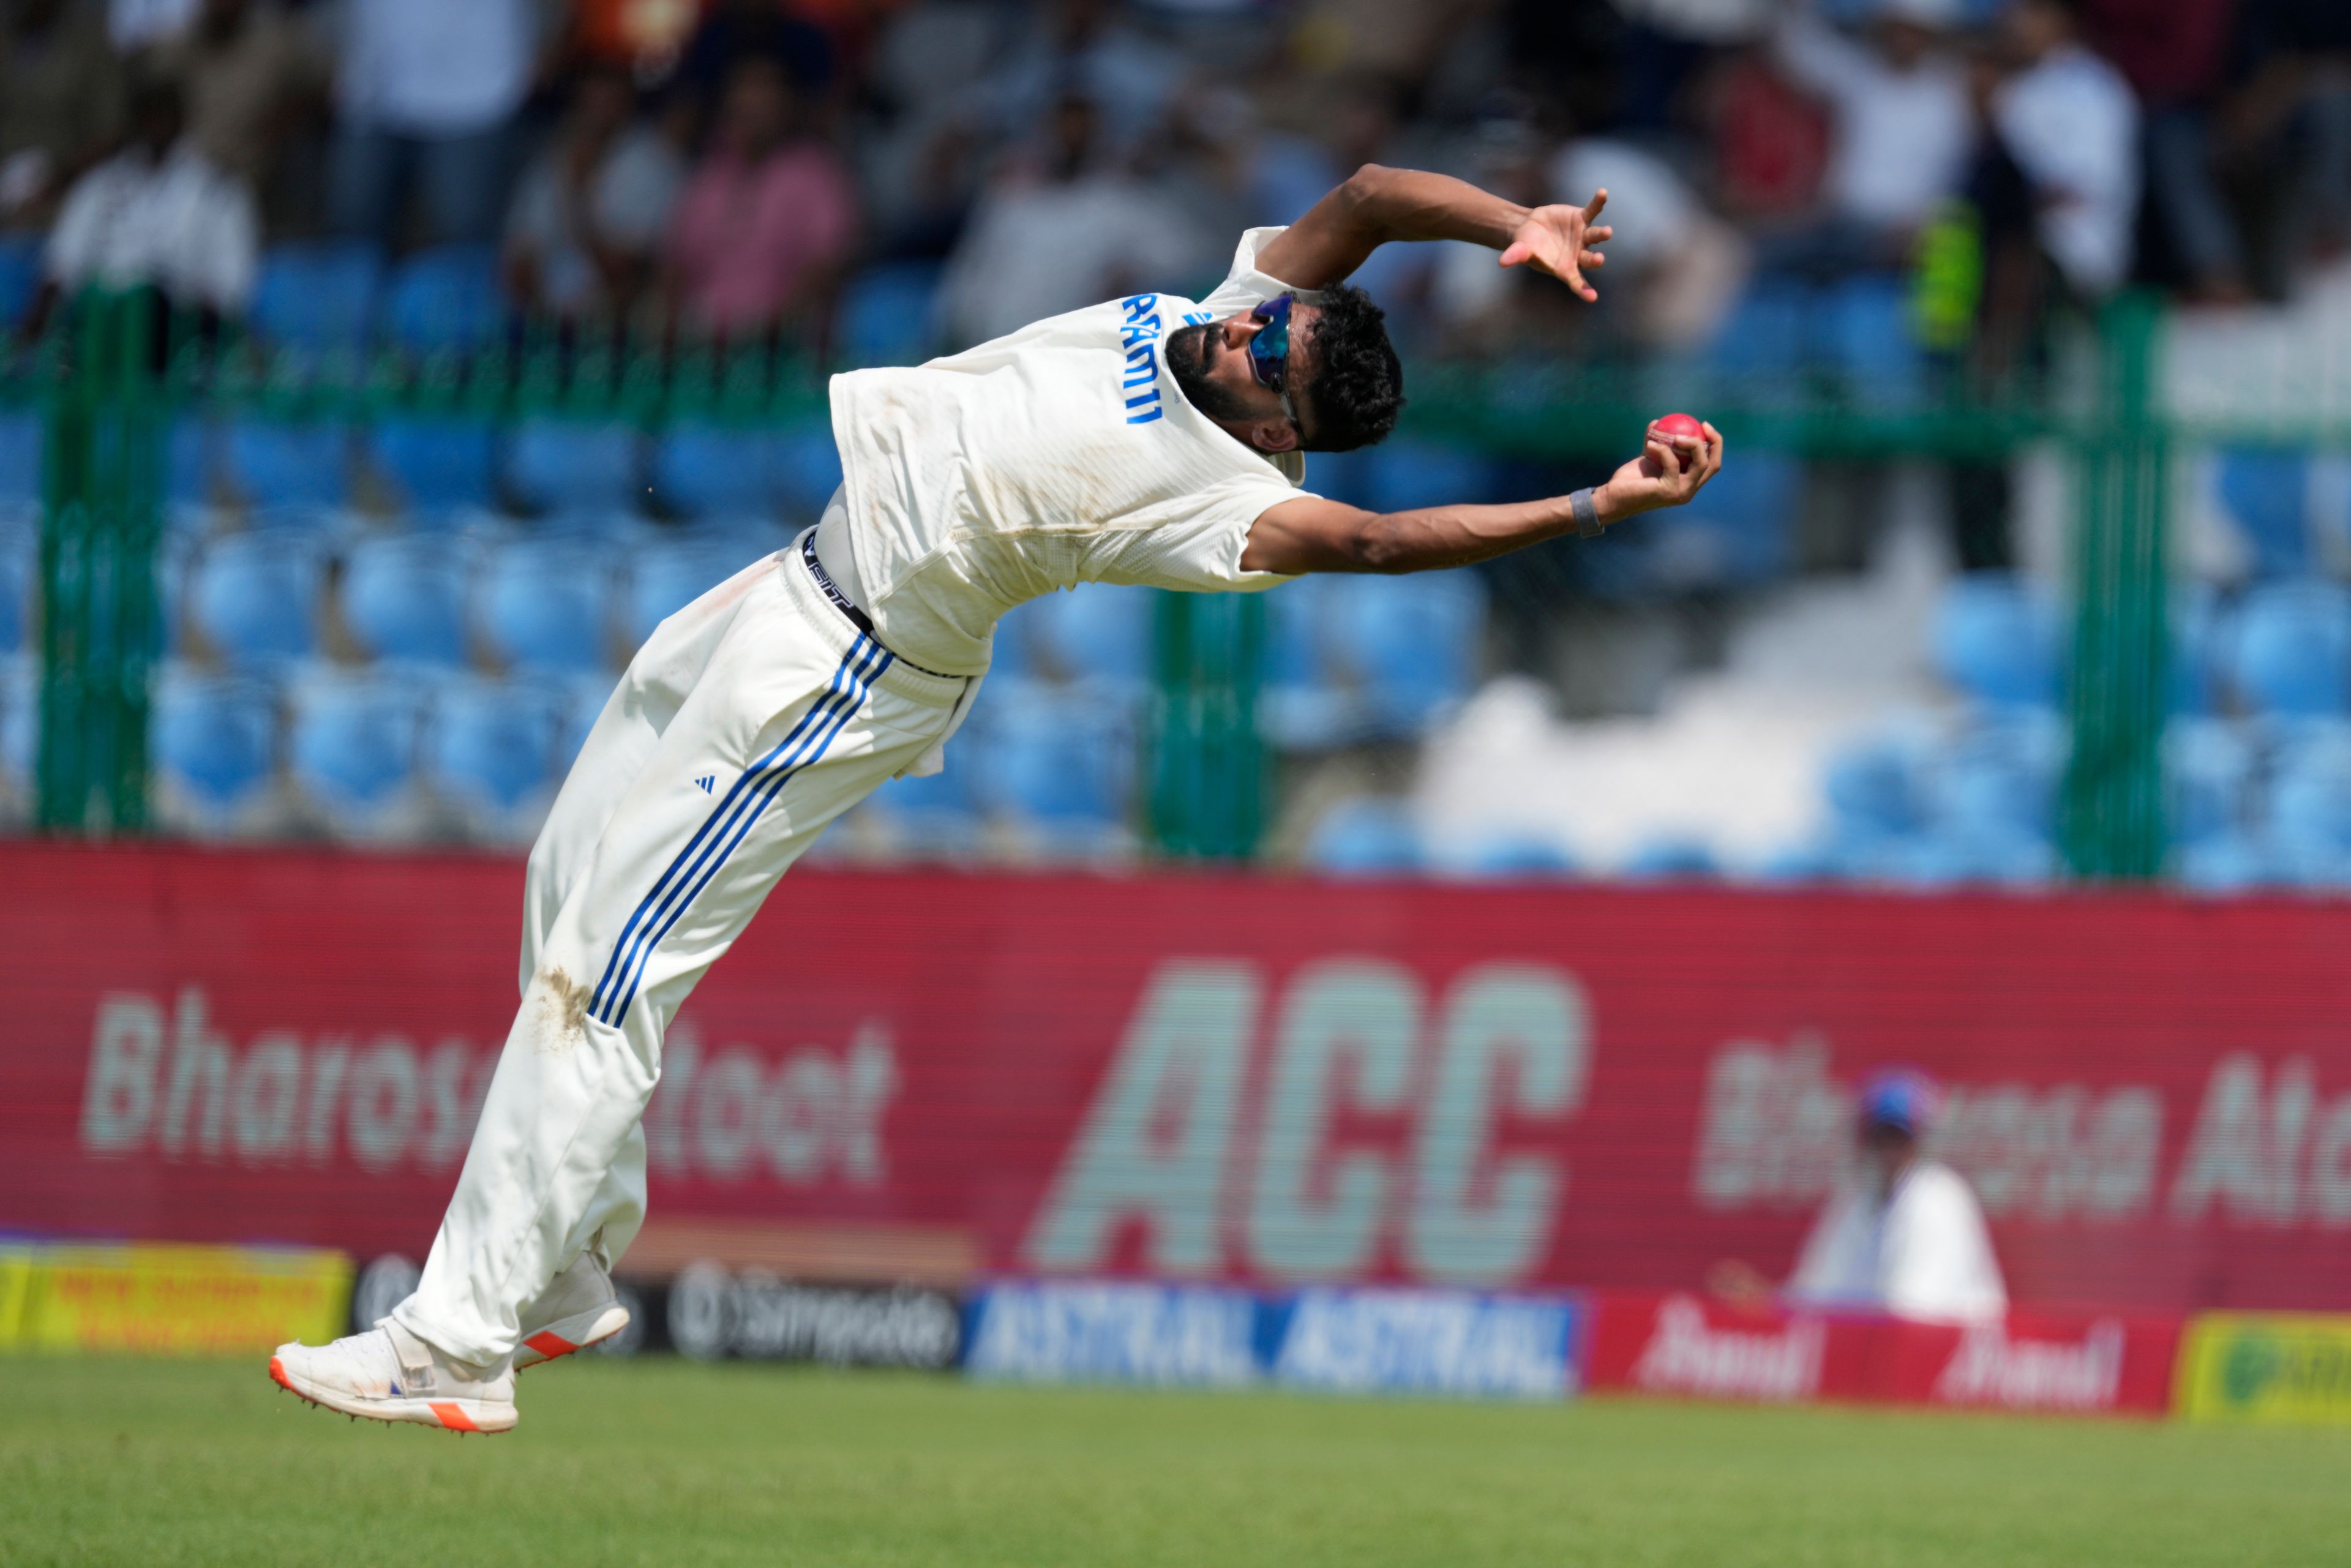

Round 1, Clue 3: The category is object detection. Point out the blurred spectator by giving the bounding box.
[1768,0,1974,271]
[662,53,853,340]
[956,0,1182,157]
[672,0,836,118]
[1714,1068,2008,1324]
[149,0,324,195]
[1550,122,1752,349]
[108,0,192,49]
[571,0,705,84]
[328,0,549,249]
[2225,0,2351,291]
[504,59,681,321]
[1981,0,2140,307]
[2079,0,2247,301]
[2,0,129,234]
[939,91,1200,348]
[1703,45,1831,223]
[32,73,257,323]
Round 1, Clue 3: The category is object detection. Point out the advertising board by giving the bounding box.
[7,844,2351,1317]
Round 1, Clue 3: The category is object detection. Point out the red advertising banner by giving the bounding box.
[7,842,2351,1315]
[1581,1293,2181,1416]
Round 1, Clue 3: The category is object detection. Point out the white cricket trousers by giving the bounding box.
[394,533,972,1365]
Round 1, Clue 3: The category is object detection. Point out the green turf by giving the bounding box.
[4,1356,2349,1567]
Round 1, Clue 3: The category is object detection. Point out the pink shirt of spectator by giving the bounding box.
[669,141,854,333]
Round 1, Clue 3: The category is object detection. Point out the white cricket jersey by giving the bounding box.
[826,225,1311,676]
[1784,1159,2008,1324]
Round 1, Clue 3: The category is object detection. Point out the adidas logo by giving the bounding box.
[694,776,715,793]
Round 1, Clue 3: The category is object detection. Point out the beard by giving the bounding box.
[1164,322,1261,424]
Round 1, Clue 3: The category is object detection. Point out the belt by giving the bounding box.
[798,531,957,680]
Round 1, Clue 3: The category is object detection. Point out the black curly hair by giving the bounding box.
[1295,284,1404,452]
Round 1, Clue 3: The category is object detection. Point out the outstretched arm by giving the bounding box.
[1240,421,1725,576]
[1254,164,1616,301]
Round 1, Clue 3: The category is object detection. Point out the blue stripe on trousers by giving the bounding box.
[587,636,887,1026]
[598,642,889,1026]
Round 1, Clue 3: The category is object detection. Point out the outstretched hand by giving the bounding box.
[1598,418,1725,521]
[1498,189,1613,302]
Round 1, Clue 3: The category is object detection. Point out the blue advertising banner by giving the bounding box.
[964,1280,1588,1400]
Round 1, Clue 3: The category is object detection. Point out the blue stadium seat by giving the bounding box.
[864,758,984,856]
[1444,830,1578,880]
[839,261,943,367]
[151,666,277,831]
[622,528,773,647]
[1824,729,1930,837]
[509,418,641,516]
[1638,450,1798,590]
[2165,718,2254,846]
[2265,730,2351,876]
[1932,574,2061,707]
[1622,836,1722,882]
[2177,828,2282,893]
[341,533,470,666]
[252,242,383,352]
[227,419,350,509]
[554,669,618,767]
[1701,280,1808,382]
[2225,579,2351,718]
[0,235,39,329]
[2214,451,2309,578]
[0,654,34,797]
[1027,582,1153,688]
[974,687,1128,828]
[771,421,844,519]
[383,244,506,350]
[189,531,323,666]
[371,418,498,516]
[1323,571,1485,736]
[424,675,560,833]
[1882,825,2055,891]
[1823,276,1926,408]
[1258,575,1350,750]
[2172,582,2220,715]
[476,533,611,673]
[165,417,212,506]
[1305,797,1423,876]
[1360,440,1499,514]
[0,411,39,508]
[0,512,31,655]
[1932,711,2063,841]
[288,666,424,833]
[653,424,776,518]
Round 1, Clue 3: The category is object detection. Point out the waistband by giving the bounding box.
[779,528,970,708]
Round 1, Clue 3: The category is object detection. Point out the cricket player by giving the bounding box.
[269,164,1725,1431]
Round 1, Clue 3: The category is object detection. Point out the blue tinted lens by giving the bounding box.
[1248,295,1292,384]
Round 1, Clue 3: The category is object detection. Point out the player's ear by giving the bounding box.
[1251,418,1301,455]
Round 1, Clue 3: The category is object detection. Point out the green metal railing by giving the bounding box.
[9,287,2213,872]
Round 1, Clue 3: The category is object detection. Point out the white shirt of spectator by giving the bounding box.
[1772,9,1974,234]
[45,142,259,314]
[829,226,1310,676]
[504,129,684,317]
[1993,44,2142,298]
[1785,1158,2008,1324]
[336,0,536,137]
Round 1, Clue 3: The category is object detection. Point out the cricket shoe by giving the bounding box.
[514,1253,632,1370]
[269,1320,517,1434]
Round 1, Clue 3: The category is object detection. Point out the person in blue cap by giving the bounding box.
[1719,1067,2006,1323]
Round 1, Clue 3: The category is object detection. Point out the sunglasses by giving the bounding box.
[1247,294,1304,433]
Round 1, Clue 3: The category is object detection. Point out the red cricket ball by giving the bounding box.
[1650,412,1704,442]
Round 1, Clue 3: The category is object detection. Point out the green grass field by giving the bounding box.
[5,1356,2349,1567]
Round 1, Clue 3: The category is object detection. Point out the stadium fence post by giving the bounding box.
[2058,290,2168,880]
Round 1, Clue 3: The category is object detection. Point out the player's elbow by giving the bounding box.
[1348,515,1419,573]
[1338,163,1397,215]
